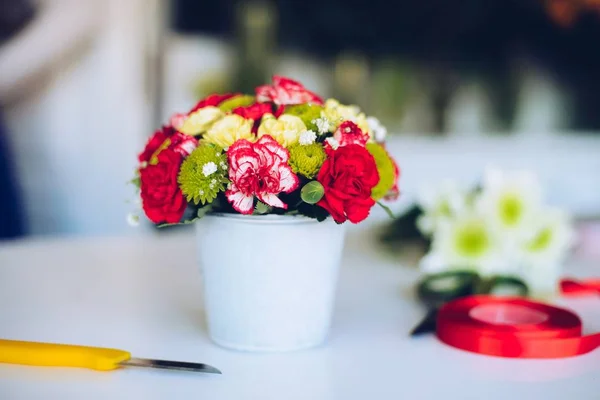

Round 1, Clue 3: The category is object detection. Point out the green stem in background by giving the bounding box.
[377,201,395,219]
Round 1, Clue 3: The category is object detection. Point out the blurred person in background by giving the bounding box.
[0,0,123,237]
[0,0,35,238]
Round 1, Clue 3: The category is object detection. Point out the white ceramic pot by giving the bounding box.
[196,213,346,352]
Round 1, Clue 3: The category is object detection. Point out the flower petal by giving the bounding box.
[317,193,346,223]
[278,165,300,193]
[257,135,291,161]
[345,196,375,224]
[226,190,254,214]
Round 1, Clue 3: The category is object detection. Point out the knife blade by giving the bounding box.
[0,339,221,374]
[121,357,221,374]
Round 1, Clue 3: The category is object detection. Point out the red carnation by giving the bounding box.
[232,102,273,120]
[317,144,380,224]
[138,127,197,165]
[140,148,187,224]
[274,105,285,118]
[138,126,174,164]
[256,76,323,106]
[233,102,274,133]
[189,93,239,113]
[333,121,368,148]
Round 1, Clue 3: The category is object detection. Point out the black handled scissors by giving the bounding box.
[410,271,528,336]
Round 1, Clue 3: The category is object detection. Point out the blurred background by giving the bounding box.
[1,0,599,239]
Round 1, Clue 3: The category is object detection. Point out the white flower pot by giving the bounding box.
[196,213,346,352]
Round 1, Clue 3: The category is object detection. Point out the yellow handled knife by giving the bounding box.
[0,339,221,374]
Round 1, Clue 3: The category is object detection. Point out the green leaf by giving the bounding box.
[157,218,199,228]
[254,201,270,215]
[218,95,255,112]
[284,104,323,131]
[300,181,325,204]
[197,205,214,218]
[157,206,212,227]
[377,201,396,219]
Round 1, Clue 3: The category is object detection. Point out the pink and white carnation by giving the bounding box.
[169,113,187,131]
[226,135,300,214]
[170,132,198,156]
[332,121,369,148]
[256,76,323,106]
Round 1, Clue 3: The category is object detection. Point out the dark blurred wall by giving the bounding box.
[170,0,600,130]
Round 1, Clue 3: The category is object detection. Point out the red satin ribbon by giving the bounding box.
[437,295,600,358]
[560,278,600,296]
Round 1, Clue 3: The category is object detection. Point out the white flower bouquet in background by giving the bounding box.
[416,167,575,298]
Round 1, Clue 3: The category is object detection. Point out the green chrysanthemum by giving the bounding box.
[288,143,327,179]
[367,142,395,200]
[284,104,323,132]
[218,95,255,112]
[178,143,229,205]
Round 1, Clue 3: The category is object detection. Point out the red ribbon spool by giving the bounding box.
[436,295,600,358]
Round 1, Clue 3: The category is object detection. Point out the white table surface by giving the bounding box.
[1,225,599,399]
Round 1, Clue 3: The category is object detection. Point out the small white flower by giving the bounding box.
[211,179,217,184]
[220,162,227,170]
[367,116,387,142]
[313,116,332,134]
[299,130,317,145]
[126,213,140,227]
[209,183,215,189]
[199,189,205,195]
[325,137,340,150]
[202,162,218,177]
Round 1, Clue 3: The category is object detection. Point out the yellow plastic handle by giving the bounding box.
[0,339,131,371]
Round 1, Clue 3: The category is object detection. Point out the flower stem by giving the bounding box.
[377,201,395,219]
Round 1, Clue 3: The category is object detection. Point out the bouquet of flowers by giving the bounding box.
[131,76,399,226]
[416,168,575,296]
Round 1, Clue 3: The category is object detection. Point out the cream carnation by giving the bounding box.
[257,114,307,147]
[204,114,254,149]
